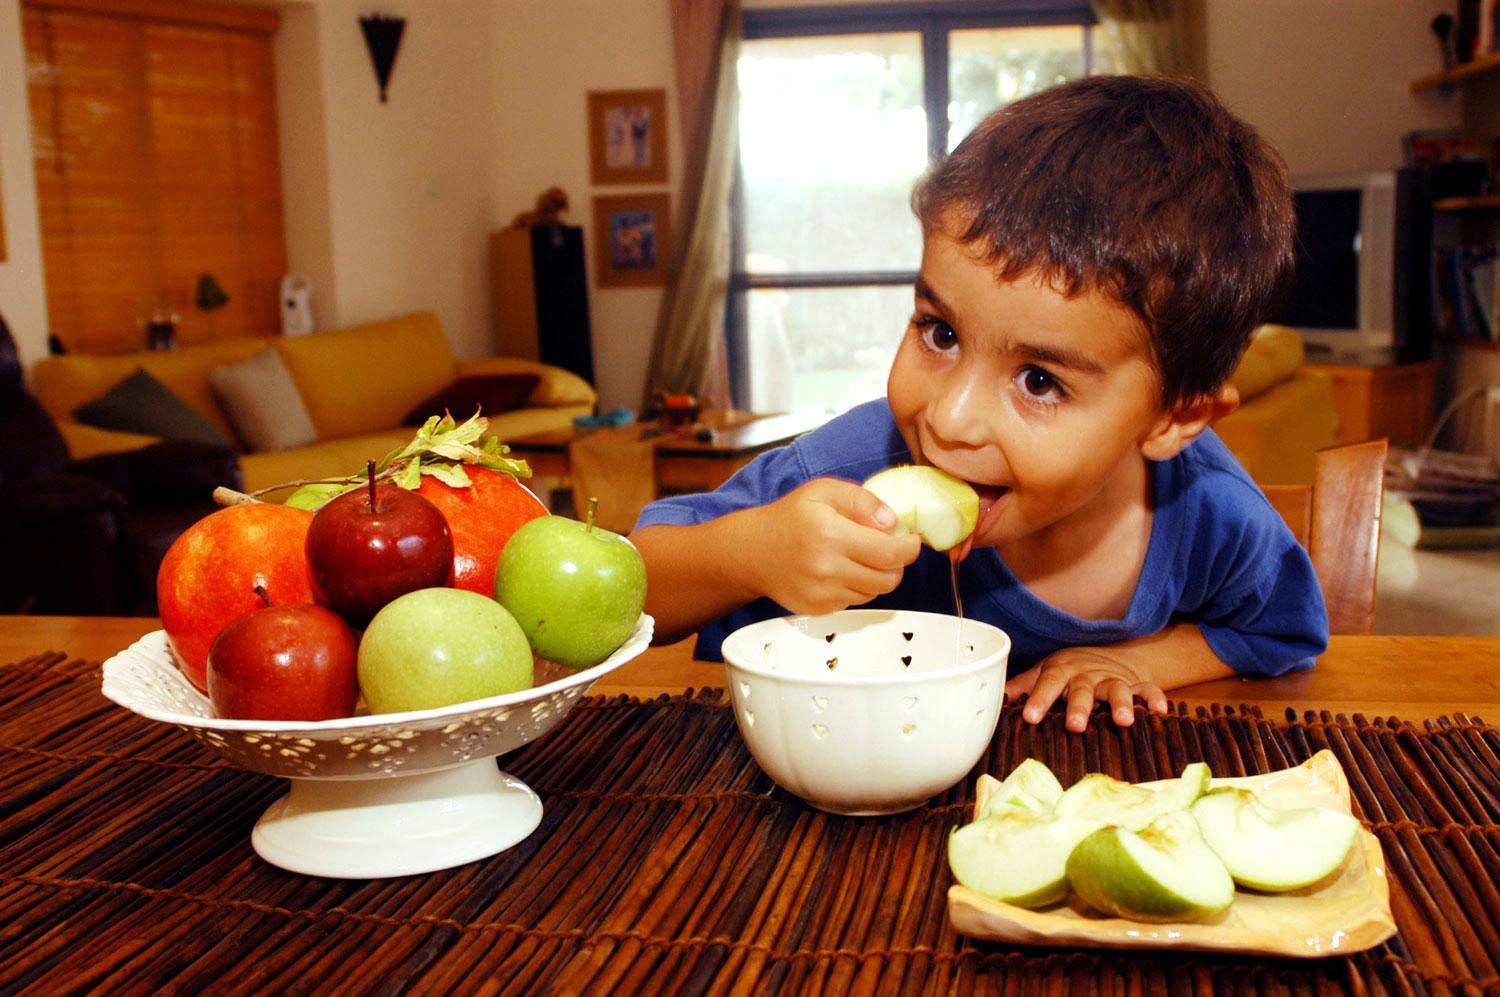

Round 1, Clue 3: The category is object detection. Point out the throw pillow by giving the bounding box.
[74,369,233,448]
[208,348,319,453]
[402,372,541,425]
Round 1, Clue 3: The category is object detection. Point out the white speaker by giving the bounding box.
[280,274,315,335]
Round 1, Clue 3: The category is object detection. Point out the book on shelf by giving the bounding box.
[1432,244,1500,342]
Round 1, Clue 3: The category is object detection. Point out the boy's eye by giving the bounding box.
[1015,365,1065,404]
[915,317,958,353]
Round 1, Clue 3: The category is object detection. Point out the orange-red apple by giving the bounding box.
[157,503,315,692]
[416,467,546,594]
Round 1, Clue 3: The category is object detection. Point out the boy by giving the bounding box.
[630,75,1328,732]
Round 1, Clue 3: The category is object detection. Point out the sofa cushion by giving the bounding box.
[403,373,541,425]
[456,355,596,407]
[277,311,458,441]
[210,348,319,452]
[1230,324,1306,403]
[31,337,268,441]
[74,369,234,448]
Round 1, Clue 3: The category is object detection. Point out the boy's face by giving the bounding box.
[887,224,1214,549]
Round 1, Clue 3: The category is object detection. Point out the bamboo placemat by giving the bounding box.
[2,651,1499,995]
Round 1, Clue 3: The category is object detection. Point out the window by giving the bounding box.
[731,2,1103,414]
[24,0,285,354]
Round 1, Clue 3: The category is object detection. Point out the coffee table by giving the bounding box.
[506,409,828,494]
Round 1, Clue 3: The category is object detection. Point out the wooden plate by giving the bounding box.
[947,750,1397,957]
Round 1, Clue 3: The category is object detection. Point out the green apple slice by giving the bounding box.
[978,758,1064,818]
[861,465,979,552]
[1065,811,1235,922]
[1054,762,1210,831]
[1190,787,1359,892]
[948,810,1105,909]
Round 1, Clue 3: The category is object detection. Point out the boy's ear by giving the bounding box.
[1139,383,1239,461]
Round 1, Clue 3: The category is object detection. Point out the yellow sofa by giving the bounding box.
[1215,324,1339,486]
[31,311,596,495]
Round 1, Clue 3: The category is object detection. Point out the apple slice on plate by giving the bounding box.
[1191,788,1360,892]
[977,758,1065,818]
[1055,761,1210,831]
[949,809,1104,909]
[1065,811,1235,923]
[862,465,978,552]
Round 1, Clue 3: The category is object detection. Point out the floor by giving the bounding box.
[1374,542,1500,635]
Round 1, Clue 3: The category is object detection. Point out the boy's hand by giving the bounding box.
[748,477,923,616]
[1005,648,1169,733]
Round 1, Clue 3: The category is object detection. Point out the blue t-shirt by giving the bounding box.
[636,399,1328,675]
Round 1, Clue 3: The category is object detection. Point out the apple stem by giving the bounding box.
[252,584,272,608]
[212,486,262,507]
[367,460,378,511]
[585,496,599,533]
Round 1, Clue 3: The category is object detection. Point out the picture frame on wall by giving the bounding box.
[592,193,672,288]
[587,89,669,185]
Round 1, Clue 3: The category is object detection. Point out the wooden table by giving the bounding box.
[507,409,827,493]
[3,616,1497,721]
[5,616,1500,991]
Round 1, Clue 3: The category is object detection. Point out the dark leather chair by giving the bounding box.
[0,314,243,615]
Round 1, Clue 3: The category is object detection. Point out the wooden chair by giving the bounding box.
[1261,438,1388,635]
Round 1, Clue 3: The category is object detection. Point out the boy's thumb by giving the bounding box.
[848,485,897,530]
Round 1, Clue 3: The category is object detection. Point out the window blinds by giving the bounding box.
[24,0,285,353]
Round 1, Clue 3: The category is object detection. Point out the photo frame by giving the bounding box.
[592,193,673,288]
[588,89,669,185]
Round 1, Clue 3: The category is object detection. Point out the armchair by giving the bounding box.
[0,314,241,615]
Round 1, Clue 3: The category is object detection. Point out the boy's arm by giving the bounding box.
[632,477,923,645]
[1004,623,1234,733]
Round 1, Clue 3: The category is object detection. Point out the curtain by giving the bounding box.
[1091,0,1204,78]
[640,0,740,410]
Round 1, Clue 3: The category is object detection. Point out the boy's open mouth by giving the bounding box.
[953,483,1008,561]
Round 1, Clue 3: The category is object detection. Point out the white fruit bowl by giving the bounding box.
[100,614,653,879]
[720,609,1010,816]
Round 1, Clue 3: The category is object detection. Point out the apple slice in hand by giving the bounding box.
[977,758,1065,818]
[1054,761,1210,831]
[862,465,979,552]
[1190,788,1359,891]
[1065,810,1235,922]
[948,810,1105,909]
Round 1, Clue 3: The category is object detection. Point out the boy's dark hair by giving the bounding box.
[912,74,1295,408]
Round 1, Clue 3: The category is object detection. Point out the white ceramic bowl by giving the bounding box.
[720,609,1010,816]
[101,615,653,878]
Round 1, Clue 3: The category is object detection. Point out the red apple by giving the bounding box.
[157,503,315,692]
[306,476,454,627]
[207,597,359,721]
[416,466,547,594]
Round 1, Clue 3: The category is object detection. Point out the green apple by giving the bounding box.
[493,502,647,668]
[357,587,533,713]
[1191,788,1359,891]
[1055,761,1210,831]
[1065,811,1235,922]
[948,809,1105,908]
[978,758,1065,818]
[862,465,979,552]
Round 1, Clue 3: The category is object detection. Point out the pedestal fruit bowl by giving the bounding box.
[102,615,653,878]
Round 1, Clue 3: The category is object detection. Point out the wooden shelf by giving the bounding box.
[1436,193,1500,212]
[1411,51,1500,93]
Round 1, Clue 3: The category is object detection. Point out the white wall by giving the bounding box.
[1205,0,1461,175]
[0,0,1467,407]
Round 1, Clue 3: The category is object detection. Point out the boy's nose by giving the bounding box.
[926,368,993,449]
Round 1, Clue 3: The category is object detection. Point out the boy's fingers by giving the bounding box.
[838,481,897,530]
[1020,669,1067,723]
[1139,684,1169,715]
[1064,683,1095,733]
[1103,679,1136,726]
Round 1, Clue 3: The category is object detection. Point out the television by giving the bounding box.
[1271,168,1432,364]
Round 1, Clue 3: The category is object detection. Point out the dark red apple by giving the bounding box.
[306,471,454,627]
[207,596,359,721]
